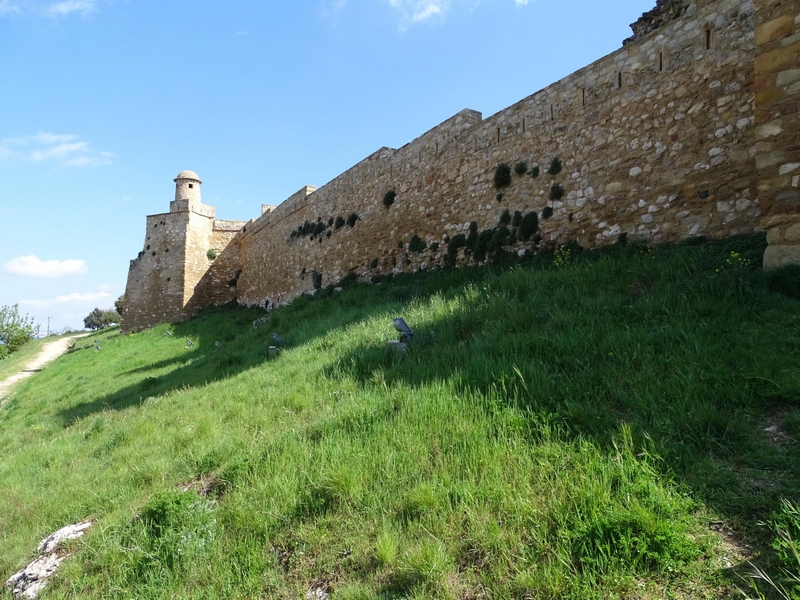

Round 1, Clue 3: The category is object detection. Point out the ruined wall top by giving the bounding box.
[624,0,692,44]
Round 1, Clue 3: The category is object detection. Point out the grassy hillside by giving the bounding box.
[1,235,799,599]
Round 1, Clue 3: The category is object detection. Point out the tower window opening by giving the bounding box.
[617,72,623,89]
[550,104,554,120]
[497,128,501,143]
[582,88,586,106]
[659,52,663,71]
[705,28,712,50]
[522,117,526,133]
[188,184,194,189]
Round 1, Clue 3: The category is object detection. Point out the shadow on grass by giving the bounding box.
[323,235,800,582]
[53,264,502,427]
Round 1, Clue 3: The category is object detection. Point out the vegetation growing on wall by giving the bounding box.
[408,235,427,254]
[493,163,512,188]
[383,190,396,209]
[548,157,563,176]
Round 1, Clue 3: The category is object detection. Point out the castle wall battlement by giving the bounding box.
[122,0,800,333]
[235,0,761,308]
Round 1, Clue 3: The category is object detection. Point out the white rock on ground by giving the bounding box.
[5,521,93,599]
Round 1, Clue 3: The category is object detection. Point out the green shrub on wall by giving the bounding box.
[346,213,359,228]
[206,249,218,260]
[408,235,427,254]
[529,165,540,178]
[548,157,563,176]
[550,184,565,201]
[514,161,528,176]
[518,212,539,241]
[334,216,345,230]
[542,206,554,219]
[383,190,396,208]
[493,163,512,188]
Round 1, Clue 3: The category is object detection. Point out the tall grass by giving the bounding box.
[0,235,798,598]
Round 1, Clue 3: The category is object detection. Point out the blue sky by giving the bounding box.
[0,0,654,333]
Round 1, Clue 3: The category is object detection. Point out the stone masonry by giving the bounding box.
[755,0,800,267]
[122,0,800,333]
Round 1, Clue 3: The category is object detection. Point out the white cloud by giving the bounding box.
[412,2,442,22]
[0,132,113,167]
[0,0,99,18]
[0,0,21,15]
[21,290,112,309]
[388,0,528,28]
[45,0,96,17]
[4,255,89,278]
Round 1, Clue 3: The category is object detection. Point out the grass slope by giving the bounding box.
[1,235,799,599]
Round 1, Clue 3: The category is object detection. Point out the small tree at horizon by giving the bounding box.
[0,304,37,360]
[83,308,120,331]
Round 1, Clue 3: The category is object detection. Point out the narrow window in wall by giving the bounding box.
[705,27,712,50]
[188,183,193,189]
[659,52,664,72]
[497,128,501,143]
[617,72,623,89]
[582,88,586,107]
[550,104,554,120]
[522,117,526,133]
[435,142,439,154]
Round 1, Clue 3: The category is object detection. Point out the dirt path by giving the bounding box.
[0,334,88,403]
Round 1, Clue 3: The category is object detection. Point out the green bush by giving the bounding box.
[542,206,554,219]
[518,211,539,241]
[84,308,121,331]
[334,216,346,230]
[529,165,540,178]
[499,209,511,226]
[206,249,218,260]
[383,190,396,208]
[447,233,467,256]
[346,213,359,228]
[124,490,218,580]
[408,235,427,254]
[550,184,565,200]
[0,305,36,356]
[493,163,512,188]
[548,157,563,176]
[512,210,523,227]
[514,161,528,176]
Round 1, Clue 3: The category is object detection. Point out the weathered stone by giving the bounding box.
[764,244,800,268]
[755,15,795,46]
[5,522,93,600]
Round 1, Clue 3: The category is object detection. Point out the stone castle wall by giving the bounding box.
[236,0,760,308]
[123,0,800,332]
[123,201,246,332]
[755,0,800,267]
[124,211,192,330]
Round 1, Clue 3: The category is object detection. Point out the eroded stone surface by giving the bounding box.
[5,522,93,600]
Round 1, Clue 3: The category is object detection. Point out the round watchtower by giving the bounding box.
[174,170,202,204]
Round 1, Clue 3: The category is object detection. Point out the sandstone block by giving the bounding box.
[764,244,800,269]
[755,15,795,46]
[755,43,800,74]
[786,223,800,242]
